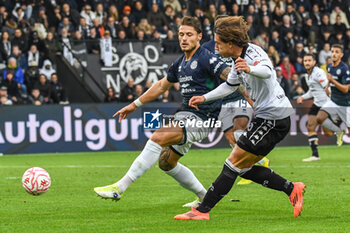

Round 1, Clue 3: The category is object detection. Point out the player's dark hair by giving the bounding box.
[331,44,343,52]
[303,53,315,60]
[214,16,250,47]
[180,16,202,34]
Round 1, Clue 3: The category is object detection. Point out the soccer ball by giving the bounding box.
[22,167,51,195]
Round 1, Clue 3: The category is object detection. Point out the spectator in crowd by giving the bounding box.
[275,67,290,98]
[40,59,56,81]
[58,17,75,37]
[118,15,134,39]
[122,5,136,26]
[330,6,349,28]
[254,31,269,51]
[95,3,107,25]
[27,44,42,68]
[259,15,272,35]
[78,17,91,39]
[118,29,127,40]
[2,71,19,104]
[136,30,145,41]
[163,30,180,53]
[290,42,306,73]
[136,18,153,39]
[320,14,334,36]
[87,28,100,54]
[279,56,296,80]
[49,6,62,32]
[202,17,214,42]
[133,1,147,25]
[61,3,80,28]
[11,28,27,54]
[147,3,168,34]
[34,74,51,104]
[28,30,45,53]
[50,73,68,104]
[282,30,295,55]
[269,30,283,54]
[92,18,104,38]
[164,5,176,29]
[271,5,284,28]
[332,15,347,36]
[28,88,44,105]
[10,45,28,73]
[105,87,118,103]
[105,16,118,39]
[119,77,135,102]
[80,4,95,27]
[205,4,217,24]
[320,56,332,74]
[318,43,332,65]
[267,45,280,66]
[0,86,13,105]
[310,4,322,27]
[134,84,143,99]
[164,0,182,13]
[44,32,59,62]
[108,5,119,22]
[0,31,11,62]
[3,57,26,95]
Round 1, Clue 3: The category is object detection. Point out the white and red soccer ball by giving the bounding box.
[22,167,51,195]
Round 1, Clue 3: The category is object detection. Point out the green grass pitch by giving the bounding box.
[1,146,350,232]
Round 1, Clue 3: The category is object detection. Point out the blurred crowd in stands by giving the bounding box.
[0,0,349,105]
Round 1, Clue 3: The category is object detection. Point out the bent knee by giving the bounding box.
[158,147,176,171]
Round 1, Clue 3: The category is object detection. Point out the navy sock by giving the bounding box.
[196,162,238,213]
[308,135,319,157]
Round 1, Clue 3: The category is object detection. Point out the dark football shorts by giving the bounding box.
[308,104,321,116]
[236,117,291,156]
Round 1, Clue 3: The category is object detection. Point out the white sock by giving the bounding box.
[116,140,162,193]
[165,163,206,202]
[257,157,266,165]
[322,118,341,133]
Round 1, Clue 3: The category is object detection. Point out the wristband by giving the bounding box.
[133,98,143,107]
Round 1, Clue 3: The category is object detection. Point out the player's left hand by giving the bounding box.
[189,96,205,111]
[235,57,250,73]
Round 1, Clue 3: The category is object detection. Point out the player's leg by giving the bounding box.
[174,117,305,220]
[158,111,210,207]
[158,147,206,206]
[94,124,183,200]
[317,102,344,146]
[303,113,320,162]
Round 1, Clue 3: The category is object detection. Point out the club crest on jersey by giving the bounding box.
[190,61,198,69]
[336,69,341,75]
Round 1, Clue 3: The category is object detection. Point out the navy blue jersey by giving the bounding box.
[202,40,244,104]
[167,46,227,120]
[327,62,350,106]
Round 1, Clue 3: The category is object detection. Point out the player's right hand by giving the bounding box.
[189,96,205,111]
[296,97,303,104]
[113,103,137,123]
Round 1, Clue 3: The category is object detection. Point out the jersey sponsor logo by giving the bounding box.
[181,83,190,88]
[190,60,198,69]
[179,76,193,82]
[253,61,260,66]
[209,57,217,64]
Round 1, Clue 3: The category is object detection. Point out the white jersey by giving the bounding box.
[227,43,294,120]
[302,66,329,107]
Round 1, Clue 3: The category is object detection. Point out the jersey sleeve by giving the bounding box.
[246,46,273,70]
[343,67,350,85]
[203,51,228,80]
[166,58,181,83]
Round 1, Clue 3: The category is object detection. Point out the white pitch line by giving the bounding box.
[0,165,350,169]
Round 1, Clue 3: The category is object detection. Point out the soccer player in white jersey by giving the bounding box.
[297,53,337,162]
[317,44,350,143]
[174,16,305,220]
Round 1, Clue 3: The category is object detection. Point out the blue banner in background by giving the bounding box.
[0,101,349,154]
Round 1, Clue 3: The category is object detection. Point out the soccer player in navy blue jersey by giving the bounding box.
[317,44,350,144]
[202,39,270,185]
[94,16,231,207]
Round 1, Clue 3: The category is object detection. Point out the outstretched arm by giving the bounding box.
[113,77,174,122]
